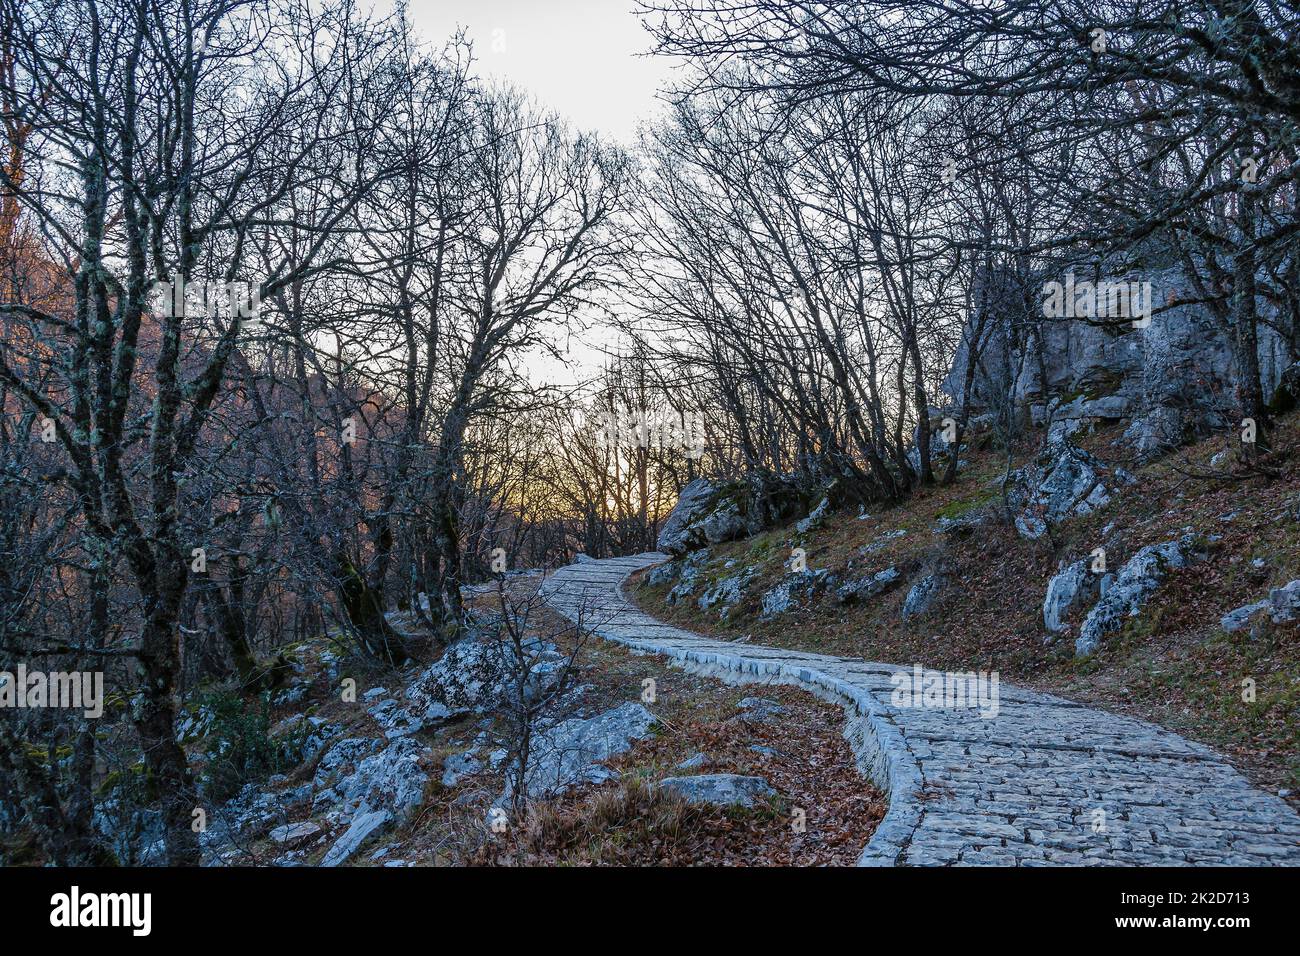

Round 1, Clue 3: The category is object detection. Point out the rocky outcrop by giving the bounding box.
[697,570,754,619]
[312,735,428,825]
[942,265,1293,457]
[657,774,776,807]
[901,573,946,620]
[1075,537,1204,657]
[1221,579,1300,632]
[836,567,901,604]
[1007,440,1134,539]
[656,476,809,555]
[760,569,837,618]
[656,478,746,554]
[404,634,563,719]
[508,702,658,801]
[1043,559,1103,634]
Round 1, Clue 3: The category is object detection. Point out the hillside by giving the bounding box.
[629,414,1300,806]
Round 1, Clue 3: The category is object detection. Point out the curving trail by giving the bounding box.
[541,553,1300,866]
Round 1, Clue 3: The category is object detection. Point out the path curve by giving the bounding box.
[541,552,1300,866]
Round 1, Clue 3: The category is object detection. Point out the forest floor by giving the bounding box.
[193,575,883,867]
[397,582,884,866]
[628,413,1300,807]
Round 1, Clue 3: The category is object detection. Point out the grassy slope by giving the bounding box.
[630,415,1300,805]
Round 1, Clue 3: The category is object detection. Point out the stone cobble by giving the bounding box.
[541,553,1300,866]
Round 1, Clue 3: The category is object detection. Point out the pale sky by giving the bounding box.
[401,0,679,144]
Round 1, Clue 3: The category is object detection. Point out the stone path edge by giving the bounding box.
[540,554,923,865]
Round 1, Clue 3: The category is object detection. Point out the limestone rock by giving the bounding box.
[269,821,322,849]
[1043,559,1102,634]
[320,809,392,867]
[902,574,946,620]
[836,566,901,604]
[697,571,753,619]
[760,569,837,618]
[314,736,428,824]
[1075,537,1203,656]
[1221,600,1269,633]
[404,635,561,718]
[1267,579,1300,623]
[657,774,776,807]
[656,478,747,555]
[441,750,482,788]
[510,702,658,800]
[735,696,785,722]
[795,496,831,534]
[1008,441,1134,538]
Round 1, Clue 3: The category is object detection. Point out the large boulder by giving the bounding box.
[404,635,562,718]
[902,573,947,620]
[1043,559,1103,634]
[656,478,748,555]
[508,702,658,801]
[656,476,806,555]
[1008,440,1135,539]
[1075,537,1203,656]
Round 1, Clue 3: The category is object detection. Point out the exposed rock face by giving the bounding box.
[656,476,806,555]
[697,571,753,619]
[1075,537,1203,657]
[1222,579,1300,631]
[366,698,425,739]
[836,566,901,604]
[404,635,561,718]
[1007,441,1134,539]
[656,478,747,555]
[760,569,837,618]
[657,774,776,807]
[902,573,946,620]
[320,809,391,867]
[509,702,658,800]
[942,265,1292,456]
[1043,559,1103,634]
[314,735,429,825]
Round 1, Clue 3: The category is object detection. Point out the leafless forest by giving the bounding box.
[1,0,1297,870]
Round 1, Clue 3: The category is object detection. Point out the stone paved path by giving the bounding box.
[541,552,1300,866]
